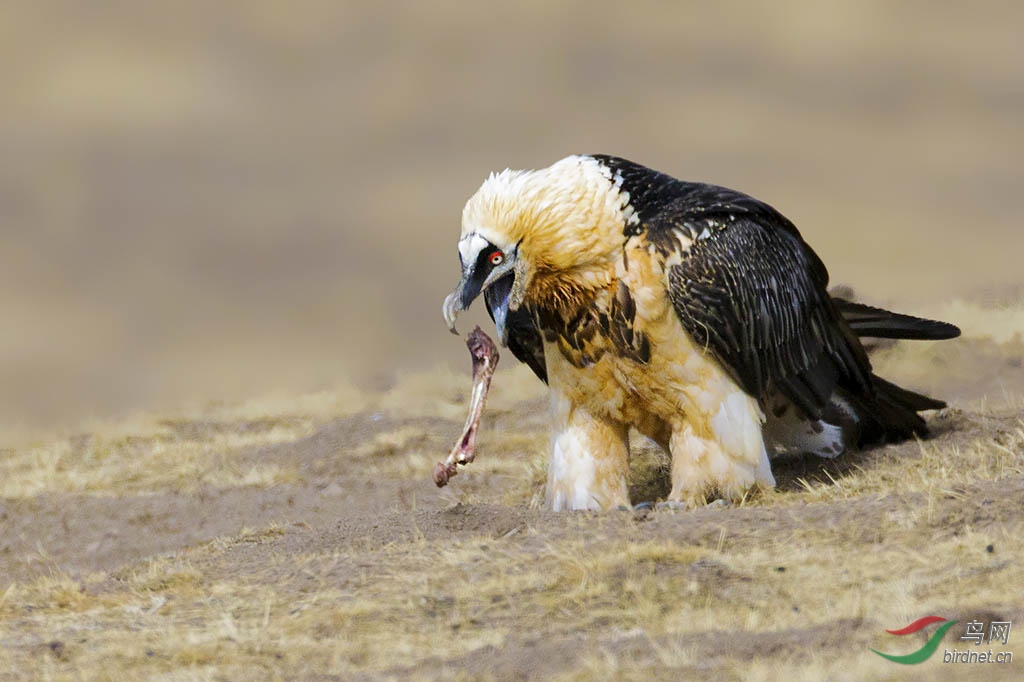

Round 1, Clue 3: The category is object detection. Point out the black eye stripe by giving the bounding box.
[460,240,500,309]
[475,241,501,270]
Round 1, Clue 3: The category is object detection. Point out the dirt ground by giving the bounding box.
[1,309,1022,681]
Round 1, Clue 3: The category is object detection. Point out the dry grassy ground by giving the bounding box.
[1,300,1021,681]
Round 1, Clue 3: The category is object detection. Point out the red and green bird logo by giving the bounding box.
[871,616,958,664]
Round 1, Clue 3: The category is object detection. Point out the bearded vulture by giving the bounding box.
[442,154,960,511]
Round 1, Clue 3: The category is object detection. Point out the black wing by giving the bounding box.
[663,213,872,417]
[593,154,872,418]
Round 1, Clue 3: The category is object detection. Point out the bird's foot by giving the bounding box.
[654,497,734,512]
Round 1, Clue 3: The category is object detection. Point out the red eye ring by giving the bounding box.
[489,251,504,266]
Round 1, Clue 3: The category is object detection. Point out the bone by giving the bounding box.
[433,327,500,487]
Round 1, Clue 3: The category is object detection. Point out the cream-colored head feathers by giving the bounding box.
[460,155,633,307]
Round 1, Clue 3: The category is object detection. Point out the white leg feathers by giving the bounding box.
[668,389,774,506]
[542,382,774,510]
[546,391,630,511]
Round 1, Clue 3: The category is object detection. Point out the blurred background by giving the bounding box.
[1,0,1021,431]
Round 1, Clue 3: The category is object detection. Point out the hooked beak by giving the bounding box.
[442,288,465,335]
[442,254,517,342]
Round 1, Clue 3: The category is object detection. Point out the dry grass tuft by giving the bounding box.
[0,417,316,498]
[775,414,1024,505]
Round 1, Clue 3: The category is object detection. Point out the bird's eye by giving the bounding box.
[488,251,504,266]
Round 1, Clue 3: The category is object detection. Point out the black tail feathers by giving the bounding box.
[832,295,959,446]
[833,298,961,341]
